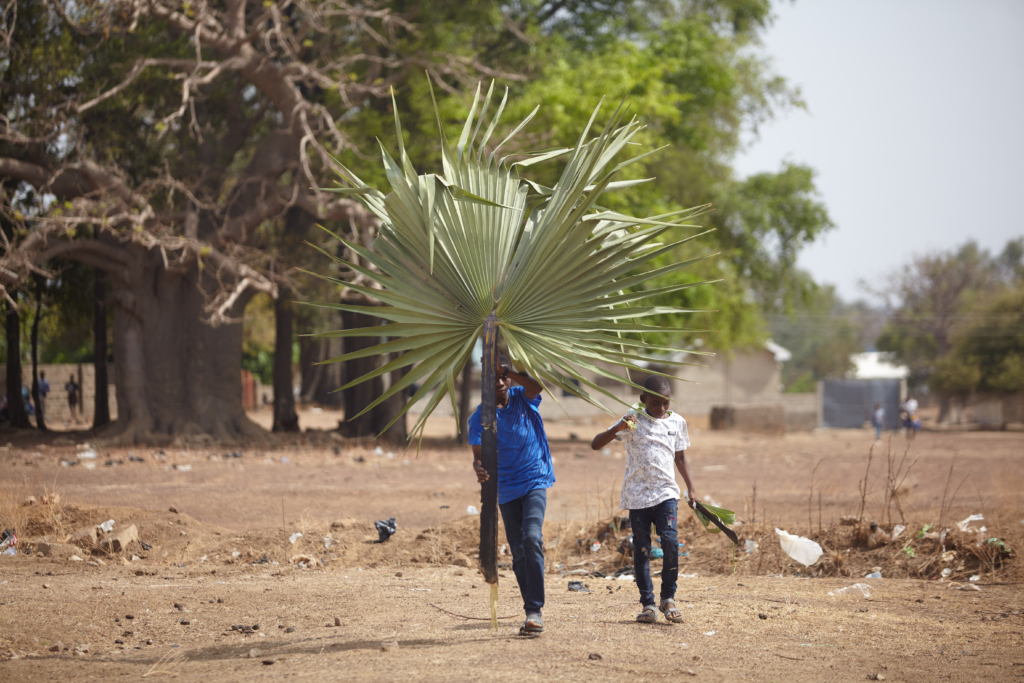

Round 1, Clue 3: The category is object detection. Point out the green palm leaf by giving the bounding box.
[311,83,715,443]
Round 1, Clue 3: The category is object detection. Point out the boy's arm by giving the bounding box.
[675,450,698,504]
[471,445,488,483]
[591,420,629,450]
[504,368,543,400]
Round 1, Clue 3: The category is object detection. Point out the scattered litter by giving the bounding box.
[891,524,906,540]
[0,529,16,552]
[499,544,507,556]
[969,575,980,582]
[865,571,882,579]
[588,652,602,660]
[742,540,758,553]
[174,464,192,472]
[567,580,592,592]
[373,446,384,456]
[280,457,290,464]
[680,573,698,579]
[601,448,611,456]
[466,506,479,515]
[956,514,984,533]
[324,536,333,549]
[79,449,97,459]
[70,555,83,562]
[650,547,663,559]
[775,528,823,566]
[940,551,956,563]
[830,583,872,598]
[591,542,603,554]
[703,630,716,636]
[616,574,634,581]
[987,538,1012,554]
[941,568,952,578]
[2,546,15,556]
[232,551,241,559]
[374,518,397,542]
[955,583,981,592]
[288,532,303,544]
[83,461,96,470]
[97,520,115,534]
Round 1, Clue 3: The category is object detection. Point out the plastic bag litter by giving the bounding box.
[865,571,882,579]
[956,514,983,532]
[79,449,97,459]
[742,540,758,553]
[891,524,906,540]
[97,519,115,533]
[567,580,592,592]
[288,532,303,544]
[830,583,872,598]
[941,568,952,578]
[374,517,397,542]
[775,528,823,566]
[651,547,664,559]
[466,506,479,515]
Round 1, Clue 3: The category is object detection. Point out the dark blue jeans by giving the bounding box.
[499,488,547,615]
[629,498,679,607]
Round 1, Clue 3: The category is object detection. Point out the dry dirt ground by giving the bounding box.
[1,414,1022,682]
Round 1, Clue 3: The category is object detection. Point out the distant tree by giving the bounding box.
[932,286,1024,398]
[872,239,1020,421]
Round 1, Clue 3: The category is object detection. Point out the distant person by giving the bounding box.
[902,396,920,440]
[21,385,33,416]
[38,371,50,414]
[590,375,697,626]
[872,402,884,440]
[66,375,80,424]
[468,355,554,636]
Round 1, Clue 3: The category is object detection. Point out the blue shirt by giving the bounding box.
[468,385,555,505]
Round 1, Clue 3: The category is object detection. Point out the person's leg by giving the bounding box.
[498,497,527,611]
[875,424,881,440]
[518,488,547,616]
[629,506,656,608]
[654,498,679,604]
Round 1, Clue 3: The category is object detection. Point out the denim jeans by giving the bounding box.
[499,488,547,615]
[629,498,679,607]
[875,424,882,439]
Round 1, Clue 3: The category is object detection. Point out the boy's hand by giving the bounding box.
[473,459,489,484]
[620,415,637,431]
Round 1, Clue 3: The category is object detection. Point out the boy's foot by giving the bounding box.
[659,598,683,623]
[636,604,658,623]
[519,613,544,635]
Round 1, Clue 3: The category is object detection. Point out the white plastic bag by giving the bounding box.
[775,528,823,566]
[956,514,983,532]
[833,583,872,598]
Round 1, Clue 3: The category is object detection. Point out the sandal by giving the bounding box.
[636,604,658,623]
[660,598,683,623]
[519,613,545,635]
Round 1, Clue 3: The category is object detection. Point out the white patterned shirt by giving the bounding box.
[614,411,690,510]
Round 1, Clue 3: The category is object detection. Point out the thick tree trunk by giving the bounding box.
[31,280,45,431]
[93,269,110,429]
[456,359,473,445]
[272,296,299,432]
[339,310,383,438]
[479,314,499,586]
[5,301,29,428]
[104,246,264,444]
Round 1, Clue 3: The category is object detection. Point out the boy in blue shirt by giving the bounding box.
[469,355,554,636]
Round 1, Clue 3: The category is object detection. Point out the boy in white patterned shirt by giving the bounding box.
[590,375,698,624]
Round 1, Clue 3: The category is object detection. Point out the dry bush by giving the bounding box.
[0,477,32,538]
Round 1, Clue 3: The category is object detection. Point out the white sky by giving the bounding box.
[734,0,1024,303]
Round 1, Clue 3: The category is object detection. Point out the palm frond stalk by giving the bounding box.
[307,82,716,629]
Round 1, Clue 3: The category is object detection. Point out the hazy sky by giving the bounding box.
[734,0,1024,303]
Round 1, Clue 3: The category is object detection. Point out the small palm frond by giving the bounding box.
[307,81,716,443]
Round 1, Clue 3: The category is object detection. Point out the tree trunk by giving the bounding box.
[5,300,29,428]
[93,269,110,429]
[339,309,383,438]
[937,394,951,424]
[457,359,473,445]
[479,314,499,586]
[372,357,409,445]
[272,296,299,432]
[299,333,344,407]
[104,246,264,444]
[30,279,45,431]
